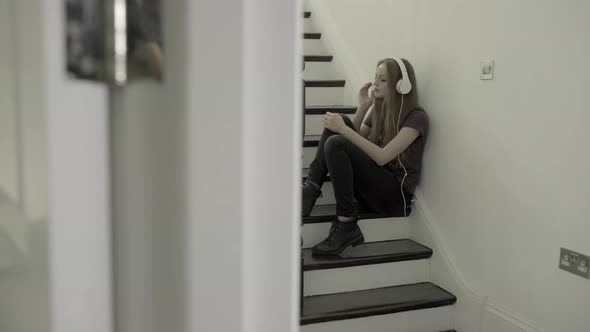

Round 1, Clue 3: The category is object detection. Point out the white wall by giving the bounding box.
[0,0,27,263]
[0,221,49,332]
[0,0,19,202]
[308,1,590,331]
[0,0,50,331]
[0,0,47,220]
[413,1,590,331]
[306,0,417,105]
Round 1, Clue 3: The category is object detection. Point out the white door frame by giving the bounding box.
[43,1,114,332]
[185,0,302,331]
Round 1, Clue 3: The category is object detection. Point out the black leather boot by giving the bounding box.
[302,182,322,217]
[312,217,364,256]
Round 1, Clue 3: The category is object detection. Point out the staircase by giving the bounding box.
[301,11,457,332]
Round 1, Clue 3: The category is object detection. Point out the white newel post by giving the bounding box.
[186,0,301,331]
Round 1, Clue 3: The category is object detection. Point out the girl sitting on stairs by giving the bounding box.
[302,58,429,256]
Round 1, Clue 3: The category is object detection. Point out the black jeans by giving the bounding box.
[306,115,411,217]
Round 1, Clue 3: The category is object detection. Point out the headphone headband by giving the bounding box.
[393,57,412,95]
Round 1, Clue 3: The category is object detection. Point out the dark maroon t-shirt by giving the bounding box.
[363,108,429,193]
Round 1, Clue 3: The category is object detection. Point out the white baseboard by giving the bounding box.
[484,303,542,332]
[410,190,541,332]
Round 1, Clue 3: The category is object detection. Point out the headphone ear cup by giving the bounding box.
[396,78,412,95]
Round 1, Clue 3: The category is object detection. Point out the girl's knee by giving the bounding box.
[325,135,349,153]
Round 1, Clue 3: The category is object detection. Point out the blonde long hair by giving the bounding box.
[369,58,419,148]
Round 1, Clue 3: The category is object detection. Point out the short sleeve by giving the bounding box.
[362,108,374,128]
[402,110,429,136]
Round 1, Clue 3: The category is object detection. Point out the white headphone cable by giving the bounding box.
[397,94,409,220]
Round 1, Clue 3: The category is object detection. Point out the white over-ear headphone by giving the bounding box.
[393,57,412,95]
[391,58,411,219]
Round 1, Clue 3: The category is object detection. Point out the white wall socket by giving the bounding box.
[560,248,590,279]
[480,60,494,80]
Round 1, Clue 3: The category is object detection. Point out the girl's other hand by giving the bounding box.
[358,82,374,108]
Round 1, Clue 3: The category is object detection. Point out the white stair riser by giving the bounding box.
[301,306,454,332]
[305,115,324,136]
[302,217,409,248]
[304,62,341,81]
[305,87,345,106]
[304,260,429,296]
[301,168,334,204]
[316,182,335,205]
[303,146,315,169]
[304,19,316,33]
[304,39,328,55]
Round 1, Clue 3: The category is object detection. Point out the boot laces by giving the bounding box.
[327,220,343,242]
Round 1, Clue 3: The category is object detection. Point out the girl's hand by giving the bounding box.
[358,82,374,108]
[323,112,346,133]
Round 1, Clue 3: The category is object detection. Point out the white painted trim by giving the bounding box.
[241,0,302,330]
[185,0,246,330]
[185,0,300,331]
[43,0,114,331]
[411,190,541,332]
[486,302,542,332]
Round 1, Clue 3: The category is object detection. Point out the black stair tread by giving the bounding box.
[303,138,320,148]
[305,80,346,88]
[305,106,357,115]
[302,239,433,271]
[304,55,334,62]
[301,282,457,325]
[304,33,321,39]
[439,330,457,332]
[303,203,409,224]
[304,11,311,18]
